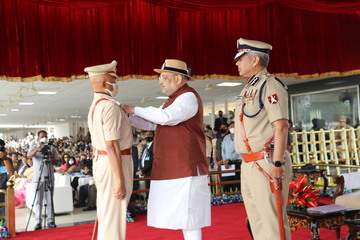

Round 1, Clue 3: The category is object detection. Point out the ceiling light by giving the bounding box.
[216,82,242,87]
[156,96,169,100]
[70,116,82,118]
[10,109,19,112]
[19,102,34,105]
[38,91,57,95]
[0,114,7,117]
[58,119,65,121]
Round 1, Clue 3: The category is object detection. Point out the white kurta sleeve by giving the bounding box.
[134,92,198,126]
[129,115,157,131]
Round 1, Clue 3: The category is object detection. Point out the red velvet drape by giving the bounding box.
[145,0,360,12]
[1,0,360,81]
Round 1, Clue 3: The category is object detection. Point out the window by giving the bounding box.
[291,86,359,131]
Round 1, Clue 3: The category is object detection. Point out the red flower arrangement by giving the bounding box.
[288,176,320,209]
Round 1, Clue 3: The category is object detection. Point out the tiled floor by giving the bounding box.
[15,205,96,232]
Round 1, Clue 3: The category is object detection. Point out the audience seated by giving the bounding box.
[13,159,34,208]
[58,153,70,171]
[11,152,21,172]
[59,156,78,174]
[2,136,93,214]
[16,155,29,176]
[74,180,97,211]
[71,159,93,201]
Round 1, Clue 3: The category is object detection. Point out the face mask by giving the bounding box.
[145,137,154,142]
[229,128,235,134]
[220,129,227,134]
[68,160,74,165]
[105,81,119,97]
[40,137,48,144]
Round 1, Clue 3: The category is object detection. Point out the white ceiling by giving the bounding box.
[0,76,318,132]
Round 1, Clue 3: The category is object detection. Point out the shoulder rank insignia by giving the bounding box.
[268,94,278,104]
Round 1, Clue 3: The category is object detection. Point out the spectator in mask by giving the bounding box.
[214,111,228,132]
[221,121,242,192]
[138,131,154,197]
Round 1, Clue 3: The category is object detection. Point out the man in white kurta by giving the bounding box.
[122,59,211,240]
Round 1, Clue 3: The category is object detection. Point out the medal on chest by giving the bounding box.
[244,89,258,102]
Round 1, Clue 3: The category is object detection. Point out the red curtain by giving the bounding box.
[27,0,130,8]
[144,0,360,12]
[1,0,360,81]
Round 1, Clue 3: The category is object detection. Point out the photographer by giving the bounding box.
[0,139,15,216]
[27,130,60,230]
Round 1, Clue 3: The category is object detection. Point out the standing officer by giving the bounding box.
[121,59,210,240]
[233,38,291,240]
[85,60,133,240]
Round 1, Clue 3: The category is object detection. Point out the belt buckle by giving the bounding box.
[263,150,273,164]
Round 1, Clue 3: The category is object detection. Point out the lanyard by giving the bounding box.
[239,111,274,153]
[91,98,108,122]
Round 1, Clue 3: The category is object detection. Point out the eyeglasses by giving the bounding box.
[159,74,177,82]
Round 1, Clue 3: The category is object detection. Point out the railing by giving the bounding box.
[290,128,360,175]
[0,179,15,237]
[132,169,241,202]
[208,169,241,196]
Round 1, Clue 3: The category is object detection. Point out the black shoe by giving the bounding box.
[34,223,42,231]
[83,206,96,211]
[47,222,57,228]
[74,203,86,208]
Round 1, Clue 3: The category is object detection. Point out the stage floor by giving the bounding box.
[15,205,96,232]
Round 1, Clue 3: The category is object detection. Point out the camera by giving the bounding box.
[40,138,54,157]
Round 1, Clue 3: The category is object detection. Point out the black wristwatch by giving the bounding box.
[273,161,284,167]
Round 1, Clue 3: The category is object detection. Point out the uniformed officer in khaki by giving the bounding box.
[85,60,133,240]
[233,39,292,240]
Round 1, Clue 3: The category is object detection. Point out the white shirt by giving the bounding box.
[129,92,198,130]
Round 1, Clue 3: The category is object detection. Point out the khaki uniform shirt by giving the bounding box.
[234,69,288,154]
[88,93,132,151]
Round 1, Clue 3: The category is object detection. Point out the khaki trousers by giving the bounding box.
[93,154,133,240]
[241,152,292,240]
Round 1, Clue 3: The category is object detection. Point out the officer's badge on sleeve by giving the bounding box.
[267,94,278,104]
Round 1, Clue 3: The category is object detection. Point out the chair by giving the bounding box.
[26,173,73,214]
[333,172,360,209]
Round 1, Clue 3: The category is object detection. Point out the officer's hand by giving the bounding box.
[120,105,135,115]
[113,182,126,200]
[224,160,230,169]
[270,165,285,190]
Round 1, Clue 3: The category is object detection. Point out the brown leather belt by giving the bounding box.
[242,150,264,162]
[97,148,131,156]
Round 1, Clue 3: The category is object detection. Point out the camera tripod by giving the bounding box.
[25,155,56,231]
